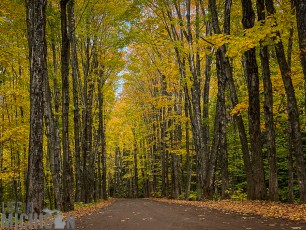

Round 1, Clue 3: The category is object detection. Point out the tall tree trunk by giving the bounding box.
[241,0,266,200]
[50,26,64,210]
[169,104,179,199]
[68,0,82,202]
[204,49,227,199]
[83,49,95,203]
[184,86,192,199]
[175,92,183,196]
[133,142,139,198]
[25,0,47,213]
[220,0,231,200]
[202,23,212,158]
[265,0,306,203]
[208,0,253,199]
[101,113,107,200]
[98,72,108,200]
[293,0,306,110]
[256,0,278,201]
[186,0,205,197]
[288,123,295,203]
[160,74,168,197]
[60,0,74,211]
[43,61,63,210]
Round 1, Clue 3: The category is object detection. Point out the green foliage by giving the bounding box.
[230,188,248,201]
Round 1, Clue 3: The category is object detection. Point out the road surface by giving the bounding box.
[76,199,306,230]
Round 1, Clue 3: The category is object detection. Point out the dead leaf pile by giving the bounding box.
[148,198,306,222]
[65,199,114,218]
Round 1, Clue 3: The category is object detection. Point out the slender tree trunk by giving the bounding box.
[208,0,253,199]
[175,92,183,196]
[50,27,64,210]
[256,0,278,201]
[202,23,212,157]
[288,123,295,203]
[101,113,107,200]
[265,0,306,203]
[98,76,103,199]
[220,119,229,199]
[287,25,294,204]
[133,142,139,198]
[43,62,63,210]
[204,49,227,199]
[83,50,95,203]
[293,0,306,110]
[160,74,168,197]
[25,0,47,213]
[60,0,74,211]
[98,73,107,200]
[83,75,95,203]
[186,0,206,197]
[184,90,192,200]
[68,0,82,202]
[241,0,266,200]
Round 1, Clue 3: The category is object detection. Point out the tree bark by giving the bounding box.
[133,142,139,198]
[43,58,63,210]
[241,0,266,200]
[204,49,228,199]
[50,24,63,210]
[288,123,294,203]
[256,0,278,201]
[208,0,253,199]
[82,47,95,203]
[265,0,306,203]
[60,0,74,211]
[25,0,47,213]
[68,0,82,202]
[188,4,205,197]
[293,0,306,110]
[98,70,108,200]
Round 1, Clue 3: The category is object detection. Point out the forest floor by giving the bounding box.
[76,199,306,230]
[148,198,306,222]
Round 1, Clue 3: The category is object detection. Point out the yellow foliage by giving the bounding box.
[230,97,249,116]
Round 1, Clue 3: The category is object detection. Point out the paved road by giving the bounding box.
[76,199,306,230]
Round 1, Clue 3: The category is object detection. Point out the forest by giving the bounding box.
[0,0,305,213]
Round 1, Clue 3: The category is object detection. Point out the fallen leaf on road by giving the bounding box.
[148,198,306,222]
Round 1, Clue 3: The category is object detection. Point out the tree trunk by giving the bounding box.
[208,0,253,199]
[202,23,212,156]
[133,142,139,198]
[50,25,64,210]
[241,0,266,200]
[256,0,278,201]
[186,1,205,196]
[265,0,306,203]
[160,74,168,197]
[43,60,63,210]
[101,114,107,200]
[204,49,227,199]
[82,48,95,203]
[294,0,306,110]
[68,0,82,203]
[25,0,47,213]
[60,0,74,211]
[98,73,108,200]
[288,123,294,203]
[220,0,231,200]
